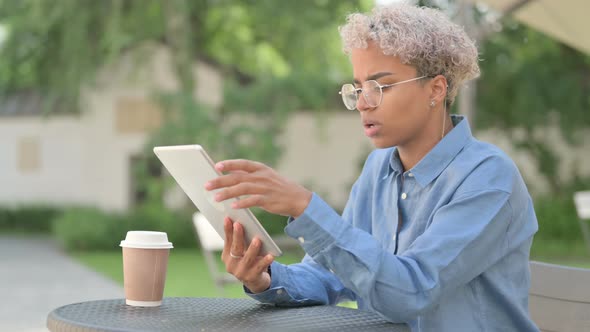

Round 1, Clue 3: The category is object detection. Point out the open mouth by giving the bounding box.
[363,122,379,137]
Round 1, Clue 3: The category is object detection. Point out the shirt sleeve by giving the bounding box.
[245,183,363,307]
[245,255,357,306]
[283,189,522,322]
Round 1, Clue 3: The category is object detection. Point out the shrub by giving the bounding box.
[252,208,290,235]
[533,194,582,242]
[53,205,197,251]
[0,208,14,230]
[52,207,127,251]
[127,204,196,249]
[531,185,590,258]
[0,206,62,233]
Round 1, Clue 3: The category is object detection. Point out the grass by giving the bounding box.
[531,239,590,268]
[72,248,306,298]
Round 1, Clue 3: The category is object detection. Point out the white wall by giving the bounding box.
[2,108,590,211]
[478,125,590,196]
[1,43,588,210]
[0,44,223,211]
[278,115,590,206]
[276,112,371,208]
[0,117,90,205]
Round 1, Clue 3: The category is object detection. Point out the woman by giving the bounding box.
[205,3,539,331]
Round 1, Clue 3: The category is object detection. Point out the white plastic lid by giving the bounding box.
[120,231,173,249]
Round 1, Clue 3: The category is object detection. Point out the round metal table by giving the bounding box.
[47,297,408,331]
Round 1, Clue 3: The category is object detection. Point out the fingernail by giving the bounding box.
[204,182,211,190]
[216,162,224,170]
[214,193,222,201]
[231,202,238,209]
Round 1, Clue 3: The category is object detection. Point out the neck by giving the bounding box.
[398,113,453,171]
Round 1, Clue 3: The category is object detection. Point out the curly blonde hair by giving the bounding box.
[339,3,480,107]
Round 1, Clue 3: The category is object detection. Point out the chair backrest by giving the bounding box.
[529,261,590,332]
[574,191,590,219]
[192,212,238,295]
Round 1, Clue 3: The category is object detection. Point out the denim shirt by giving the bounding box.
[247,116,539,332]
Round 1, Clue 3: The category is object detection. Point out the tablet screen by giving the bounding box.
[153,145,282,256]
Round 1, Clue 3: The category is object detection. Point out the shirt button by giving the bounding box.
[408,173,414,177]
[329,269,335,273]
[401,193,407,200]
[277,289,283,295]
[298,237,305,244]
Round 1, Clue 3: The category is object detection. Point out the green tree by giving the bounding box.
[418,0,590,194]
[477,18,590,193]
[0,0,369,112]
[0,0,370,205]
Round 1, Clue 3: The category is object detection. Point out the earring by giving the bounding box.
[430,100,435,107]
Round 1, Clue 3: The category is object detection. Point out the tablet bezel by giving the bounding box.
[153,145,283,257]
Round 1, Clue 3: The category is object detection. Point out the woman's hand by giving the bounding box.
[205,159,312,218]
[222,217,274,293]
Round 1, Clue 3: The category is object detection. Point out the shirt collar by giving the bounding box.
[388,115,473,187]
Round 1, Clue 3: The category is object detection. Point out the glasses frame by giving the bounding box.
[339,75,431,111]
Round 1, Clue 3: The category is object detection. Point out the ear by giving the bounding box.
[429,75,448,106]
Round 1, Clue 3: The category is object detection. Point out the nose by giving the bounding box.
[356,93,372,112]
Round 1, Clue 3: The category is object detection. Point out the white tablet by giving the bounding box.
[153,145,283,256]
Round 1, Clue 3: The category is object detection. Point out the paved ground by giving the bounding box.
[0,234,123,332]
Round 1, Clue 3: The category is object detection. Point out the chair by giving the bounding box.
[192,212,239,296]
[529,261,590,332]
[574,191,590,254]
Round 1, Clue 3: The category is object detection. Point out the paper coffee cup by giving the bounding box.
[120,231,173,307]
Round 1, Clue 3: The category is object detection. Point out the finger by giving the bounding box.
[257,254,275,274]
[243,254,275,281]
[215,159,267,173]
[228,170,249,175]
[240,237,261,267]
[217,183,266,203]
[231,222,246,256]
[222,217,233,255]
[206,170,262,192]
[231,194,265,210]
[204,172,245,191]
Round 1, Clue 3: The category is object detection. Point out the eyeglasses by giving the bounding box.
[339,75,430,111]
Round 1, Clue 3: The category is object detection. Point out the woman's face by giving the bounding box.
[350,42,435,149]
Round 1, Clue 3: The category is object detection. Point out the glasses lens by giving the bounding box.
[341,84,357,110]
[362,80,382,107]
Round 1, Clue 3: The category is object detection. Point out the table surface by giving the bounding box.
[47,297,409,332]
